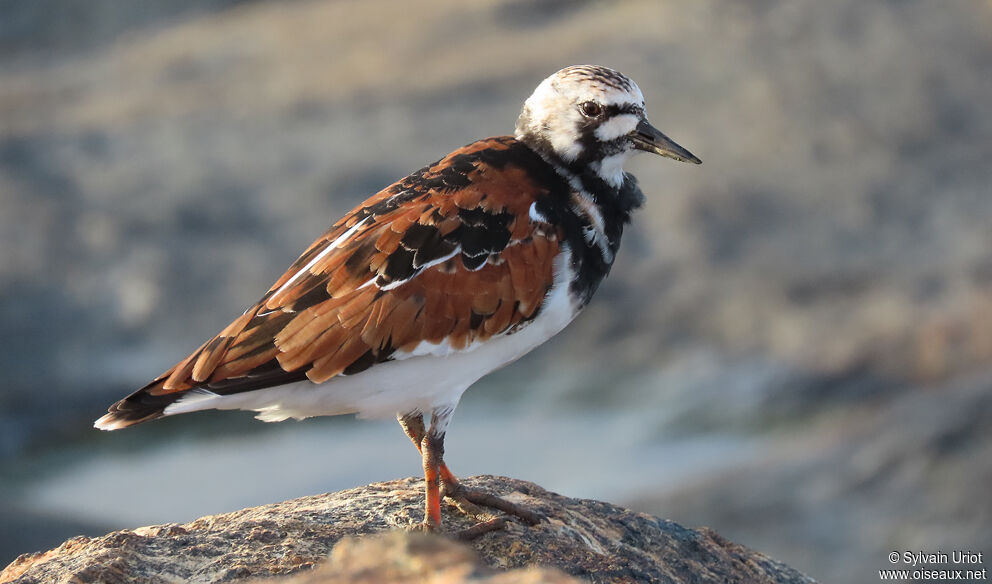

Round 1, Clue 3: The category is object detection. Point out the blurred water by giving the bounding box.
[0,346,774,565]
[17,404,759,529]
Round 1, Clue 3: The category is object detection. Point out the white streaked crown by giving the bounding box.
[515,65,645,167]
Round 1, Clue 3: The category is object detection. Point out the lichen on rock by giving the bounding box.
[1,476,815,584]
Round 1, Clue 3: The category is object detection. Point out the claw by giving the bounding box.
[444,492,488,518]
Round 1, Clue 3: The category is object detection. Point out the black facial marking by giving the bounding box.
[603,103,643,118]
[570,107,643,168]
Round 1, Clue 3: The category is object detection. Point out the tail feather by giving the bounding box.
[94,379,184,431]
[94,357,313,430]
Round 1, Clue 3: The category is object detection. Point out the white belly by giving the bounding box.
[164,250,579,421]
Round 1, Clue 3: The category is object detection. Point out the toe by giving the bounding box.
[454,517,507,541]
[447,487,544,526]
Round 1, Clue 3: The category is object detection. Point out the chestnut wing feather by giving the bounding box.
[105,137,566,424]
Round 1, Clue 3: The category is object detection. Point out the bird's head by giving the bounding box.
[515,65,700,187]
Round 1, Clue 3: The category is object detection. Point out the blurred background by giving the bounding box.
[1,0,990,581]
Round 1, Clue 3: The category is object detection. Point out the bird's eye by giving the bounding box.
[579,101,603,118]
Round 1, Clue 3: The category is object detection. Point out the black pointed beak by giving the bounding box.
[631,119,701,164]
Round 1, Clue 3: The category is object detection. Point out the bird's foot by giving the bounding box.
[442,481,544,527]
[406,505,508,540]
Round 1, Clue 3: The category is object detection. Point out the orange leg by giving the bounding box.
[397,411,543,536]
[421,428,444,529]
[400,411,453,530]
[398,413,458,488]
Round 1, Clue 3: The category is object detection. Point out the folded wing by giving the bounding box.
[98,137,565,427]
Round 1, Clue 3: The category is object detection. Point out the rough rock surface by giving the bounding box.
[256,532,580,584]
[1,476,814,584]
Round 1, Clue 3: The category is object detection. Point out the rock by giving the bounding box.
[262,532,580,584]
[630,370,992,584]
[1,476,814,584]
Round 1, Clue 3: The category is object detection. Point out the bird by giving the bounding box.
[95,65,700,535]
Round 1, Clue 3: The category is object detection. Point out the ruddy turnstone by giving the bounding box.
[96,65,700,534]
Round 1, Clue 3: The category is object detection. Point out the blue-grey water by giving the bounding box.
[15,404,758,530]
[1,346,777,565]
